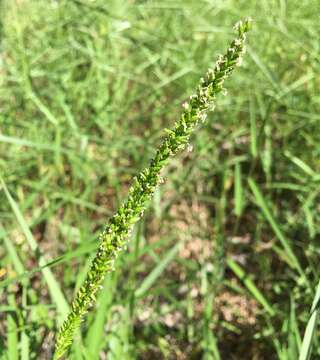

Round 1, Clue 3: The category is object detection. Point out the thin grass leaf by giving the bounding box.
[287,297,301,359]
[249,96,258,158]
[227,257,275,316]
[0,176,69,323]
[85,275,117,357]
[20,330,29,360]
[248,178,308,285]
[135,242,181,298]
[299,279,320,360]
[234,162,244,217]
[285,151,316,177]
[0,224,25,277]
[7,292,19,360]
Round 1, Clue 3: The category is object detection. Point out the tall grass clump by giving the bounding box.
[54,18,251,358]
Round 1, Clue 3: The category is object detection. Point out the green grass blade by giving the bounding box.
[85,274,117,357]
[299,279,320,360]
[7,292,19,360]
[20,331,30,360]
[0,224,25,277]
[135,242,181,298]
[284,151,316,177]
[249,96,258,158]
[234,162,244,217]
[248,178,307,285]
[226,257,275,316]
[0,176,69,322]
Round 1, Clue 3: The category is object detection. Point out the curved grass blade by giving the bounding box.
[299,279,320,360]
[0,177,69,323]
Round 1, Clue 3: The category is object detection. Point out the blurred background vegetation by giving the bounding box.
[0,0,319,359]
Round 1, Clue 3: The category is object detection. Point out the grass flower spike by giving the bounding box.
[54,18,251,358]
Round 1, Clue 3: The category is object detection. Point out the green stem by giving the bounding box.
[54,18,251,359]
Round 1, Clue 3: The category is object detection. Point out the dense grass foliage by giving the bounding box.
[0,1,319,359]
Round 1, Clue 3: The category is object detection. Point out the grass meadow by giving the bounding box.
[0,1,319,359]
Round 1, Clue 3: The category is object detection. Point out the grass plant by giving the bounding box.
[54,19,251,359]
[1,0,320,358]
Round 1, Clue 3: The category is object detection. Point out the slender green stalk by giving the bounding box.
[54,19,251,358]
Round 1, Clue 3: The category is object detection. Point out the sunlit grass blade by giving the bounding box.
[227,257,275,316]
[0,224,25,277]
[287,297,301,359]
[249,96,258,158]
[135,242,181,299]
[85,274,117,358]
[248,178,308,286]
[299,279,320,360]
[0,176,69,323]
[7,291,19,360]
[234,162,244,217]
[0,239,99,289]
